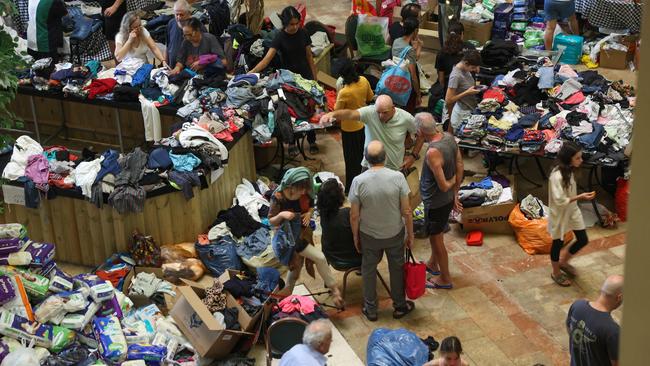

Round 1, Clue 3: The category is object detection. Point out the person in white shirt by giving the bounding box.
[280,320,332,366]
[114,11,167,65]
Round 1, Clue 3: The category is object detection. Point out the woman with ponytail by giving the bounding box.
[435,21,473,91]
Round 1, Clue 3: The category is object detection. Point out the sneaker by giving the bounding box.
[362,307,378,322]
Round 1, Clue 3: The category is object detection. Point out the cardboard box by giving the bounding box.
[461,20,493,45]
[461,175,517,234]
[419,28,440,50]
[170,281,261,359]
[599,48,629,69]
[122,267,166,311]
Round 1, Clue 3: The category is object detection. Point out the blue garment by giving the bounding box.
[228,73,258,87]
[468,177,494,189]
[254,267,280,295]
[95,149,121,183]
[85,60,101,78]
[538,113,553,130]
[279,344,327,366]
[132,64,154,87]
[505,124,525,141]
[577,122,605,150]
[272,219,299,266]
[237,227,270,259]
[147,147,172,170]
[169,152,201,172]
[195,236,244,276]
[537,67,555,89]
[168,170,200,199]
[18,177,40,209]
[518,113,542,128]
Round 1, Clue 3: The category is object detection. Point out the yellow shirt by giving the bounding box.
[334,76,374,132]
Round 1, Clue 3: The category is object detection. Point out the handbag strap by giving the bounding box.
[405,248,416,264]
[395,46,412,69]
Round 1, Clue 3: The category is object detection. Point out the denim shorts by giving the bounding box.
[544,0,576,21]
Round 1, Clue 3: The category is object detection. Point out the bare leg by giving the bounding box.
[568,14,580,35]
[431,233,451,285]
[427,235,439,271]
[544,19,558,50]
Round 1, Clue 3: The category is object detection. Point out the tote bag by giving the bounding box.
[404,248,426,299]
[375,46,412,106]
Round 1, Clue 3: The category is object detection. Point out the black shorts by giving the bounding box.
[424,202,454,235]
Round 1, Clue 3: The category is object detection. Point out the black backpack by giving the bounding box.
[202,0,231,38]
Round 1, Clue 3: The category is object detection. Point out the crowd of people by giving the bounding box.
[15,0,626,364]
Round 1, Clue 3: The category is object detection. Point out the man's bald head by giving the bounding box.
[365,140,386,166]
[601,274,624,297]
[375,95,396,123]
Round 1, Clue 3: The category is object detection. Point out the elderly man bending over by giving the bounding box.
[280,319,332,366]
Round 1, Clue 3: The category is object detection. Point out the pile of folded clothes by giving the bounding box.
[457,175,514,208]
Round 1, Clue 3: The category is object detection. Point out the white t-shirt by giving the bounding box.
[116,27,152,63]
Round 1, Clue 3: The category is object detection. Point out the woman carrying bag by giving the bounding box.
[390,17,421,113]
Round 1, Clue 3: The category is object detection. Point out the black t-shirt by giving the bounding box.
[271,28,313,79]
[566,299,620,366]
[389,22,404,44]
[320,208,361,263]
[435,42,476,89]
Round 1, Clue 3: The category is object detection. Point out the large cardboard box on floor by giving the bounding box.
[460,20,493,45]
[170,279,261,359]
[599,48,629,69]
[122,266,174,314]
[461,175,517,234]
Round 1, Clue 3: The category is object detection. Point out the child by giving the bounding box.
[548,142,595,286]
[269,167,343,307]
[425,336,469,366]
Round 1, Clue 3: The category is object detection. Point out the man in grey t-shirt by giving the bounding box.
[349,140,415,321]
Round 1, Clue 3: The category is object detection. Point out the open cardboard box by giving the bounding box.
[461,20,493,45]
[170,278,262,359]
[461,175,517,234]
[122,266,175,314]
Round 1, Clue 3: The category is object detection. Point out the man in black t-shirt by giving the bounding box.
[566,274,623,366]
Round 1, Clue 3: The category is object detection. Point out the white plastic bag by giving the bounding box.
[1,340,40,366]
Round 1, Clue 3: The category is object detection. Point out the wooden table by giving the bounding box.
[0,130,256,266]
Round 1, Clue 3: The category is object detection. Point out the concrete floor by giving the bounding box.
[257,1,635,365]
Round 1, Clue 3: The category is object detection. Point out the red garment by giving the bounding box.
[562,91,586,105]
[483,88,506,103]
[542,129,556,141]
[278,295,317,314]
[215,130,233,141]
[325,90,336,111]
[84,78,117,99]
[228,120,240,133]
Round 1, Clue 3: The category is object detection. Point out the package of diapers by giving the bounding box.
[0,276,14,306]
[1,276,34,321]
[0,266,49,299]
[22,241,55,267]
[0,252,32,266]
[0,224,26,240]
[126,343,167,366]
[93,316,128,363]
[49,268,74,293]
[0,238,24,256]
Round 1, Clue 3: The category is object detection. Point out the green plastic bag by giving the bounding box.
[355,14,390,57]
[511,22,527,31]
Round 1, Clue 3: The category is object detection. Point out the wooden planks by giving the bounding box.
[0,132,256,266]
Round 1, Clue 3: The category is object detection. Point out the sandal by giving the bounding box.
[426,266,441,276]
[393,300,415,319]
[551,272,571,287]
[560,263,577,278]
[362,307,378,322]
[426,279,453,289]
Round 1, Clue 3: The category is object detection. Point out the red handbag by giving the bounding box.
[404,249,426,300]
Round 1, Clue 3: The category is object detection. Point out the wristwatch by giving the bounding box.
[409,151,420,160]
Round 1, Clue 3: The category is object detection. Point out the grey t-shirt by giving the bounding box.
[567,299,620,366]
[448,65,478,111]
[358,106,416,171]
[348,167,410,239]
[176,32,225,68]
[392,38,416,66]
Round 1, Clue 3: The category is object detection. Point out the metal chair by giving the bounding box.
[265,317,309,366]
[326,255,391,300]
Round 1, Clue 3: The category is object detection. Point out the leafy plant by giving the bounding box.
[0,0,27,148]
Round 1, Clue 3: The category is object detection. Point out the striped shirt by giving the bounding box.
[27,0,66,52]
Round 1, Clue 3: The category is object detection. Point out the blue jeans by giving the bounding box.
[544,0,575,21]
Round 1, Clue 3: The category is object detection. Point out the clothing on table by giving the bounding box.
[236,227,270,259]
[320,207,362,265]
[139,95,162,142]
[357,106,416,170]
[108,184,146,214]
[214,205,262,239]
[280,344,327,366]
[75,157,103,198]
[83,78,117,99]
[168,170,200,199]
[567,299,619,366]
[115,147,148,186]
[177,33,226,69]
[548,168,585,239]
[360,229,407,315]
[420,133,458,209]
[27,0,66,53]
[348,167,410,240]
[450,104,473,131]
[25,154,49,184]
[271,28,313,79]
[169,152,201,172]
[115,27,153,63]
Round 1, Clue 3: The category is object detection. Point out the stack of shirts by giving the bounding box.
[458,115,487,146]
[520,130,545,153]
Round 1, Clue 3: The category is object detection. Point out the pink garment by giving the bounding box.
[563,91,586,105]
[198,54,219,65]
[558,65,579,78]
[25,154,49,184]
[553,117,567,133]
[542,129,556,141]
[278,295,318,314]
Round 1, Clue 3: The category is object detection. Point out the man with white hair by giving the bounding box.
[280,319,332,366]
[166,0,205,69]
[566,274,623,366]
[321,95,424,172]
[415,112,462,290]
